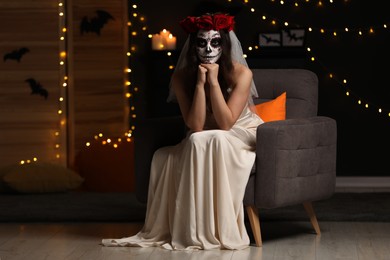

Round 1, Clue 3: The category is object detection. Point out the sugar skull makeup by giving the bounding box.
[196,30,222,64]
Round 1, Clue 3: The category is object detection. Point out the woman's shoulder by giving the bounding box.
[232,62,252,77]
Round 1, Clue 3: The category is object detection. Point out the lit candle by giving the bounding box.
[160,29,170,38]
[166,34,176,50]
[160,29,170,50]
[151,29,176,50]
[152,34,164,50]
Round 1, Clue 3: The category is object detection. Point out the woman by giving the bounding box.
[102,13,263,250]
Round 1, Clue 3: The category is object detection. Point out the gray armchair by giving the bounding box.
[134,69,337,247]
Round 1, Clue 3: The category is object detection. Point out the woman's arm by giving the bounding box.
[171,66,207,132]
[203,62,252,130]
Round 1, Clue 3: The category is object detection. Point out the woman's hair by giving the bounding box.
[183,29,234,100]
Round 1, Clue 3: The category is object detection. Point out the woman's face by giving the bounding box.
[196,30,222,64]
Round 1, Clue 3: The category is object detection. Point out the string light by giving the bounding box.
[263,0,347,7]
[126,3,148,137]
[19,157,38,165]
[305,46,390,117]
[84,132,133,149]
[57,0,68,162]
[230,0,389,118]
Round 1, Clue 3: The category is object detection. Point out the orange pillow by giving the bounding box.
[255,92,286,122]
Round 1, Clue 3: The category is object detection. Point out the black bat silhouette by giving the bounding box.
[260,35,281,45]
[25,78,48,99]
[80,10,115,35]
[3,47,29,62]
[284,30,305,42]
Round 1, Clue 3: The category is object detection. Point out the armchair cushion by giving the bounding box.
[255,92,286,122]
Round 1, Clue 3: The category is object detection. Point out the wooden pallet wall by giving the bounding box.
[68,0,128,165]
[0,0,128,168]
[0,1,65,167]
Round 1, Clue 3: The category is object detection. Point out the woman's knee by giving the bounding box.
[188,130,226,146]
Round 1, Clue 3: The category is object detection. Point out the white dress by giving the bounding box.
[102,105,263,250]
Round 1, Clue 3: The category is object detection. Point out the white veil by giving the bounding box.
[167,31,258,107]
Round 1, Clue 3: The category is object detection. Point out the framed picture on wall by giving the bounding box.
[281,29,306,47]
[259,33,282,47]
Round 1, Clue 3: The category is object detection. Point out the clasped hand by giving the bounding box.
[197,63,219,86]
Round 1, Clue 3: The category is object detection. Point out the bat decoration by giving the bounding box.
[80,10,115,36]
[260,34,281,45]
[3,47,30,62]
[284,30,305,42]
[25,78,48,100]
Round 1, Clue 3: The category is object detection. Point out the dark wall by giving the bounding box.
[130,0,389,177]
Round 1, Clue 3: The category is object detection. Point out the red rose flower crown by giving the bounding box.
[179,13,235,33]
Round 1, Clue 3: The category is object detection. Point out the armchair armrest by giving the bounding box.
[134,116,186,203]
[255,116,337,208]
